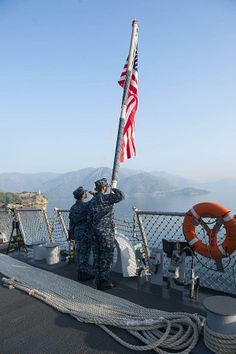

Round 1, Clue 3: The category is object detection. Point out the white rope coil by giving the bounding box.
[0,254,204,353]
[204,324,236,354]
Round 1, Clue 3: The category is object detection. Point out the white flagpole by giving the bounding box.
[111,19,139,189]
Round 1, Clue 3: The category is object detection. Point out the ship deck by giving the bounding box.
[0,252,216,354]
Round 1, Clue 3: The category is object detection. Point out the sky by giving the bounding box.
[0,0,236,180]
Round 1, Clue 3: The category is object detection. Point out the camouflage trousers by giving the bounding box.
[74,225,92,272]
[92,226,115,281]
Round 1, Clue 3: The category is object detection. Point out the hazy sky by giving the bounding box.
[1,0,236,180]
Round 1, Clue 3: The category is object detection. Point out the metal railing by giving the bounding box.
[0,208,52,246]
[50,209,69,250]
[1,207,236,295]
[0,209,13,241]
[133,209,236,295]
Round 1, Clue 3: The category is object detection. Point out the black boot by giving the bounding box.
[97,279,116,291]
[78,271,95,281]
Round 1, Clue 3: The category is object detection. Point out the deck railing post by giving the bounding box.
[42,208,53,242]
[135,208,151,259]
[58,210,69,240]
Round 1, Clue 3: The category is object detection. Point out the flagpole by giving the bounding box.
[111,19,139,189]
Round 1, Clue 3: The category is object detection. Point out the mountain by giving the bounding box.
[0,172,59,192]
[150,171,197,188]
[39,167,146,209]
[2,168,236,218]
[38,168,208,211]
[0,168,211,216]
[119,173,174,195]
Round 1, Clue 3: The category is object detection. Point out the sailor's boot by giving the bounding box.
[78,271,95,281]
[97,279,116,291]
[95,279,101,290]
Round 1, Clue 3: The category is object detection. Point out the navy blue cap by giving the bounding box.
[94,178,109,189]
[73,186,87,199]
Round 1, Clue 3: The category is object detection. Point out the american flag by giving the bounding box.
[118,49,138,163]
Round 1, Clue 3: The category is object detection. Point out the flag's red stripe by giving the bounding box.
[118,50,138,162]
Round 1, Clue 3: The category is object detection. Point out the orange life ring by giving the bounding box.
[183,202,236,259]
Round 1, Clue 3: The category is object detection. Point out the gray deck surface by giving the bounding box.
[0,254,213,354]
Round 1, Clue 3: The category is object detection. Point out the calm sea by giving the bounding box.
[116,190,236,219]
[47,189,236,220]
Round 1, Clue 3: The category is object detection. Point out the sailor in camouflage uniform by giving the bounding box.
[69,186,94,281]
[88,178,124,290]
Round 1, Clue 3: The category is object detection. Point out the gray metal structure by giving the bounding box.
[203,295,236,334]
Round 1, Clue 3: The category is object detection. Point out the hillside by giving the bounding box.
[150,171,196,188]
[0,192,22,206]
[119,173,174,195]
[0,192,48,209]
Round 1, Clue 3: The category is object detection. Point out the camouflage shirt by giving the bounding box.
[87,188,124,228]
[69,200,90,231]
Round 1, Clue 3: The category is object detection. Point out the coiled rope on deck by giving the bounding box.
[0,254,204,353]
[204,324,236,354]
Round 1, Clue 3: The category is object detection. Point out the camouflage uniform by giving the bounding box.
[69,198,92,273]
[88,184,124,281]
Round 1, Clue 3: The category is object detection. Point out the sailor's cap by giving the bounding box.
[94,178,109,189]
[73,186,87,199]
